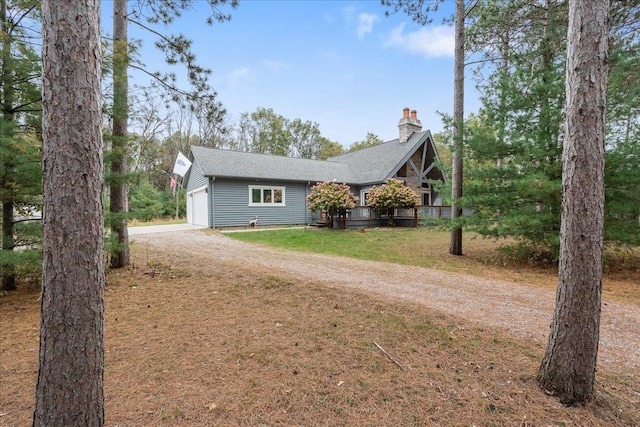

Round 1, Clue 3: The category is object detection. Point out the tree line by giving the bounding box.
[130,101,382,181]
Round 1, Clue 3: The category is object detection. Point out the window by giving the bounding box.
[421,182,432,206]
[360,190,370,206]
[249,186,285,206]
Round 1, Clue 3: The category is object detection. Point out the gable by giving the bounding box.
[183,156,207,192]
[328,130,444,185]
[393,140,446,184]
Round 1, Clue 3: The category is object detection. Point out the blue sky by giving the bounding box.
[104,0,480,147]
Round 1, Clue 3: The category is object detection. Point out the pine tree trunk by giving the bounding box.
[34,1,105,425]
[110,0,130,268]
[1,0,16,291]
[1,199,16,291]
[449,0,465,256]
[538,0,609,406]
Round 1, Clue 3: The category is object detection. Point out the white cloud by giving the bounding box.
[262,59,287,71]
[342,7,379,40]
[342,5,356,22]
[384,24,454,58]
[227,66,253,87]
[356,13,379,40]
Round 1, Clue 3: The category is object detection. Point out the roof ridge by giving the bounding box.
[191,144,343,164]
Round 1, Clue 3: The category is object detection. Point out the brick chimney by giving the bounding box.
[398,107,422,143]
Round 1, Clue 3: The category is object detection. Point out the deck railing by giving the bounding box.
[314,206,453,229]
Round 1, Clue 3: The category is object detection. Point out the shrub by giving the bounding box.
[368,178,418,225]
[306,181,358,227]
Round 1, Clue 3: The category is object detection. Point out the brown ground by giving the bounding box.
[1,228,639,426]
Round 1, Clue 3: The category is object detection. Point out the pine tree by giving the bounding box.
[463,1,568,259]
[449,0,465,255]
[109,0,130,268]
[34,0,105,423]
[539,0,609,404]
[604,5,640,245]
[464,1,640,255]
[0,0,41,291]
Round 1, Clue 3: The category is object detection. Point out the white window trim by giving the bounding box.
[360,189,370,206]
[248,185,286,207]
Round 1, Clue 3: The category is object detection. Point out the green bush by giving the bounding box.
[129,180,164,221]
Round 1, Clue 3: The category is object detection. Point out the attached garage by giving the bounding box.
[187,186,208,227]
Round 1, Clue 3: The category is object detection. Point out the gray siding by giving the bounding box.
[212,179,311,228]
[185,163,208,192]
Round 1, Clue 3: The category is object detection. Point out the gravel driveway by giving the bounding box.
[132,227,640,379]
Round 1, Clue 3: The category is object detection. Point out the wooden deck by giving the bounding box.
[313,206,452,229]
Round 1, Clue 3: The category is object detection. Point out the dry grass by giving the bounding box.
[1,240,639,426]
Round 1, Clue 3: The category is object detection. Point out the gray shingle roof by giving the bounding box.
[190,146,354,182]
[327,131,431,184]
[188,130,433,185]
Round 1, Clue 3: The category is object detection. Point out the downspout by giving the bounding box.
[306,182,310,225]
[209,177,215,228]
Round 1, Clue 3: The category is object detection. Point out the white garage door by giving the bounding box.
[187,187,208,227]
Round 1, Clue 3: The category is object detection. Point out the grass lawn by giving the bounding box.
[226,227,506,270]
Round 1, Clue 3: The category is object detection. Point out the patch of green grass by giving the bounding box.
[227,227,500,276]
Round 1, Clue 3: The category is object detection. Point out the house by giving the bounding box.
[182,108,446,228]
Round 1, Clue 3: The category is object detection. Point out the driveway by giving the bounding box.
[131,227,640,379]
[128,223,206,235]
